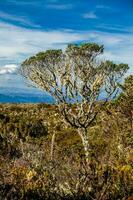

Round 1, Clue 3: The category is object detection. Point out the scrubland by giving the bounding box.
[0,84,133,199]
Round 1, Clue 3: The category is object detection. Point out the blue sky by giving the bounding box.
[0,0,133,99]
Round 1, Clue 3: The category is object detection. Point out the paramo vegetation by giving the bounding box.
[0,43,133,200]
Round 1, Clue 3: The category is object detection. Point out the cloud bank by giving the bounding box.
[0,21,133,74]
[0,11,38,27]
[83,12,98,19]
[46,3,73,10]
[0,64,18,75]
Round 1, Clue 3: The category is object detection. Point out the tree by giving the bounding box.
[21,43,129,164]
[116,75,133,130]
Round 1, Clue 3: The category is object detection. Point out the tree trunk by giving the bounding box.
[78,128,90,165]
[131,110,133,131]
[50,132,56,160]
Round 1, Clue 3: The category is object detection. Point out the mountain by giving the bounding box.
[0,86,54,103]
[0,74,54,103]
[0,92,54,103]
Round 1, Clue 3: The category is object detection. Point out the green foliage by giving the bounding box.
[22,49,62,66]
[0,94,132,199]
[66,43,104,56]
[21,43,129,105]
[20,43,129,167]
[117,75,133,101]
[114,75,133,130]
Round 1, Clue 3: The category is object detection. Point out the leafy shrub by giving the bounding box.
[0,100,132,199]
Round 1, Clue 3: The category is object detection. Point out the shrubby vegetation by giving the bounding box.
[0,42,132,199]
[21,43,129,164]
[0,77,133,200]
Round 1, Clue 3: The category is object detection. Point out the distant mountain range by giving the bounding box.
[0,88,54,103]
[0,73,55,103]
[0,93,54,103]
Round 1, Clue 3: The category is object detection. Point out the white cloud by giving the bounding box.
[96,24,129,33]
[0,11,40,28]
[0,64,18,75]
[90,31,123,45]
[0,22,89,63]
[83,12,98,19]
[92,31,133,74]
[46,3,73,10]
[0,21,132,75]
[96,5,111,9]
[4,0,40,6]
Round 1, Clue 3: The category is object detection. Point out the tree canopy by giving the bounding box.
[21,43,129,105]
[21,43,129,163]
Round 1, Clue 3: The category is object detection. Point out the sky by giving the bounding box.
[0,0,133,101]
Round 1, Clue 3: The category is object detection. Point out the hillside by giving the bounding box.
[0,103,132,199]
